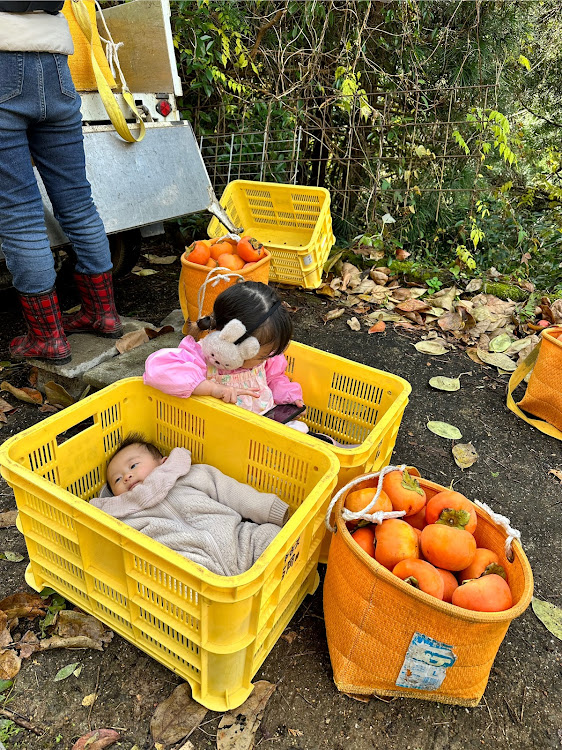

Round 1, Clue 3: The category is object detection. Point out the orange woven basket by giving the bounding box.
[178,250,271,333]
[323,473,534,706]
[63,0,117,91]
[515,325,562,433]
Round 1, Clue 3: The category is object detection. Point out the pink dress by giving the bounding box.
[143,336,303,415]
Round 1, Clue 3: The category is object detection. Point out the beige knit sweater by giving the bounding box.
[90,448,289,577]
[0,10,73,53]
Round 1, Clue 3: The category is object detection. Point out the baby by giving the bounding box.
[90,434,289,576]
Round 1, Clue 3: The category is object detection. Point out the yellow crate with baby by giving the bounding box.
[148,279,411,557]
[0,379,339,712]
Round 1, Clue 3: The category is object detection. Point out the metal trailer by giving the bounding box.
[0,0,235,285]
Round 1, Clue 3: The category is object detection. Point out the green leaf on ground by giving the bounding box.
[532,597,562,640]
[53,662,80,681]
[427,421,462,440]
[429,376,460,391]
[0,551,24,562]
[489,333,513,352]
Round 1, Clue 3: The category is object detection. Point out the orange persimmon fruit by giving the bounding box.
[420,509,476,571]
[392,559,445,600]
[405,505,427,531]
[237,236,266,263]
[458,548,507,584]
[205,258,218,268]
[186,241,211,265]
[217,253,245,271]
[382,468,426,517]
[344,487,392,531]
[210,241,235,261]
[351,525,376,558]
[452,574,513,612]
[425,490,477,534]
[374,518,419,570]
[436,568,458,603]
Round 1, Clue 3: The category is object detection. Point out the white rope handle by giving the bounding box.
[325,465,407,533]
[95,0,129,91]
[215,233,242,243]
[196,267,245,321]
[474,500,521,562]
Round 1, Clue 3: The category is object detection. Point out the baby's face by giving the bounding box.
[107,444,164,496]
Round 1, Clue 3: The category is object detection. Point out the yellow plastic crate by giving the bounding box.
[284,341,411,560]
[207,180,335,289]
[0,379,338,712]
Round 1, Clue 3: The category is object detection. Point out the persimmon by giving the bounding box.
[237,236,266,263]
[393,559,444,600]
[217,253,245,271]
[382,468,426,517]
[458,548,506,584]
[345,487,393,515]
[405,505,427,531]
[420,509,476,571]
[210,241,235,261]
[212,236,238,249]
[186,241,211,265]
[205,258,218,268]
[436,568,458,603]
[351,525,376,558]
[374,519,419,570]
[425,490,477,534]
[452,574,512,612]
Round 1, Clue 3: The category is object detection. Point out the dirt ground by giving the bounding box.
[0,247,560,750]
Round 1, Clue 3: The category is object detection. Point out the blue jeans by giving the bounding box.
[0,51,111,294]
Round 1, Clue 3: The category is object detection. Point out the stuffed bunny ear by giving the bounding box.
[238,336,260,360]
[219,319,247,343]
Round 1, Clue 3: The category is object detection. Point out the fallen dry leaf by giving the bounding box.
[288,728,304,737]
[217,681,276,750]
[16,630,40,659]
[116,329,150,354]
[438,311,463,332]
[476,349,517,373]
[281,630,298,644]
[150,683,208,746]
[132,268,157,277]
[465,278,483,293]
[145,325,175,340]
[38,403,60,414]
[427,421,463,440]
[0,511,17,529]
[143,254,177,265]
[0,382,42,405]
[316,283,336,298]
[341,262,362,291]
[0,612,11,649]
[44,381,75,408]
[0,397,15,415]
[71,729,120,750]
[548,469,562,483]
[82,693,97,707]
[42,610,113,651]
[414,341,447,355]
[0,593,48,620]
[347,317,361,331]
[551,299,562,324]
[395,248,411,261]
[452,442,478,469]
[370,270,388,285]
[395,298,431,313]
[322,308,345,323]
[368,321,386,334]
[0,648,21,680]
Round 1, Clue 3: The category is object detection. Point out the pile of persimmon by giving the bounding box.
[185,235,267,272]
[344,468,513,613]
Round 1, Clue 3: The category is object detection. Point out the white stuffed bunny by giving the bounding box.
[199,319,260,371]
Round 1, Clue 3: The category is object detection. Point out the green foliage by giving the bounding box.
[0,719,20,742]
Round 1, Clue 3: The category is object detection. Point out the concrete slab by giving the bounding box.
[83,330,183,390]
[159,309,185,331]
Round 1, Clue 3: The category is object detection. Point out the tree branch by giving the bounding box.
[250,7,286,61]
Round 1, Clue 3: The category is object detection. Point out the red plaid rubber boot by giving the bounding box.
[62,271,123,338]
[10,289,71,364]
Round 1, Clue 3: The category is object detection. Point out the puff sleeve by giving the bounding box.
[264,354,303,404]
[143,336,208,398]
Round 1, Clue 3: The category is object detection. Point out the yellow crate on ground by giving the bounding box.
[207,180,335,289]
[284,341,411,560]
[0,379,339,712]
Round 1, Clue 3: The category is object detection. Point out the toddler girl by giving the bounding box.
[143,281,303,415]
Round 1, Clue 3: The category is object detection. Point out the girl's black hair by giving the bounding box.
[196,281,292,356]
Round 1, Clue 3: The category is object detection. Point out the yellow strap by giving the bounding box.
[70,0,145,143]
[506,341,562,440]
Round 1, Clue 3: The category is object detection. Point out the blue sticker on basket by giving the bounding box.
[396,632,457,691]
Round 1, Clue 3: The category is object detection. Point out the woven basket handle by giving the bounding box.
[507,340,562,440]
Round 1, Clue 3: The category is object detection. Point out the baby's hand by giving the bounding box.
[211,383,261,404]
